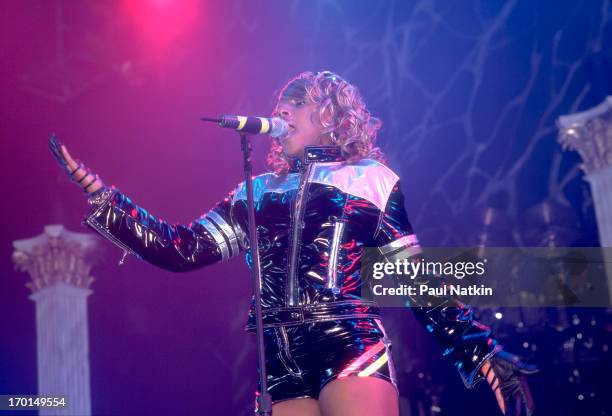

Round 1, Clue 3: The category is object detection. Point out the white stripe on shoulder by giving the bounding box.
[310,159,399,211]
[232,172,300,204]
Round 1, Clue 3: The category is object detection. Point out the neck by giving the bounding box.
[288,145,342,172]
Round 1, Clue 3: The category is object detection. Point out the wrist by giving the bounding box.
[84,176,104,194]
[87,186,113,205]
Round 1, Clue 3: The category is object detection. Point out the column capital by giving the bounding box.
[12,224,100,292]
[557,96,612,175]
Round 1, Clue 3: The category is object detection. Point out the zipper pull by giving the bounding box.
[118,250,129,266]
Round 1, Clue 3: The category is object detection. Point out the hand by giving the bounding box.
[481,350,538,416]
[49,134,105,194]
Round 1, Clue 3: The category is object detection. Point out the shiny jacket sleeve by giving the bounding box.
[84,187,245,272]
[373,180,501,388]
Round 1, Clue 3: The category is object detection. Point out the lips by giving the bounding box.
[285,124,296,138]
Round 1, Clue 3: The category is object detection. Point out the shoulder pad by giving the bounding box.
[232,172,300,203]
[310,159,399,211]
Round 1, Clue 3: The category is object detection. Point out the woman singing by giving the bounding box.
[50,71,535,416]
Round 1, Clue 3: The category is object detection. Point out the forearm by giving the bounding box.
[411,299,501,388]
[374,181,501,387]
[85,189,226,271]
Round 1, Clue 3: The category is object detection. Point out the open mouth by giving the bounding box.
[284,124,296,138]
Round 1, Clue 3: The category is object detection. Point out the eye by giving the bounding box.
[293,100,307,107]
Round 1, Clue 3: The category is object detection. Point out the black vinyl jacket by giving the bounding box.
[85,147,500,388]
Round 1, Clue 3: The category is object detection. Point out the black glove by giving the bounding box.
[485,350,538,416]
[49,134,105,194]
[49,134,76,175]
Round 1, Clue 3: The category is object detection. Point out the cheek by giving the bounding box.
[309,109,323,129]
[307,111,317,127]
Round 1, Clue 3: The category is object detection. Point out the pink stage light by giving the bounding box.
[122,0,200,57]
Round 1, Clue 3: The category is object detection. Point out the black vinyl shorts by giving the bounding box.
[259,318,397,405]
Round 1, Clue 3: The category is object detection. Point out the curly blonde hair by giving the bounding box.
[267,71,386,174]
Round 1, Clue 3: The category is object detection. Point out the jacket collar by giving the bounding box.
[289,145,342,172]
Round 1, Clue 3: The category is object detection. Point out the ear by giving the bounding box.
[319,102,334,126]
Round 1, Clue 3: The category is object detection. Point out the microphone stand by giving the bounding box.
[239,133,272,416]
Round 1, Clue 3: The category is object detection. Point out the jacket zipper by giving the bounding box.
[286,162,315,306]
[326,220,345,295]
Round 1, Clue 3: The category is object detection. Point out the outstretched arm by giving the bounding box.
[49,135,244,272]
[374,180,536,415]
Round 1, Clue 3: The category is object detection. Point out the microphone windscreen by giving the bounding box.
[270,117,289,138]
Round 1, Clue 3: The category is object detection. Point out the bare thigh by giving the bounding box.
[272,397,321,416]
[318,376,399,416]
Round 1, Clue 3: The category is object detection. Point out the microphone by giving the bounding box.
[201,115,288,138]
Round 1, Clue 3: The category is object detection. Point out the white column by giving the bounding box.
[30,284,92,416]
[12,225,98,416]
[586,166,612,247]
[558,96,612,304]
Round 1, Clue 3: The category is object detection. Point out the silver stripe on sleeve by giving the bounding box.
[198,217,229,261]
[379,234,420,256]
[385,245,423,261]
[206,210,239,257]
